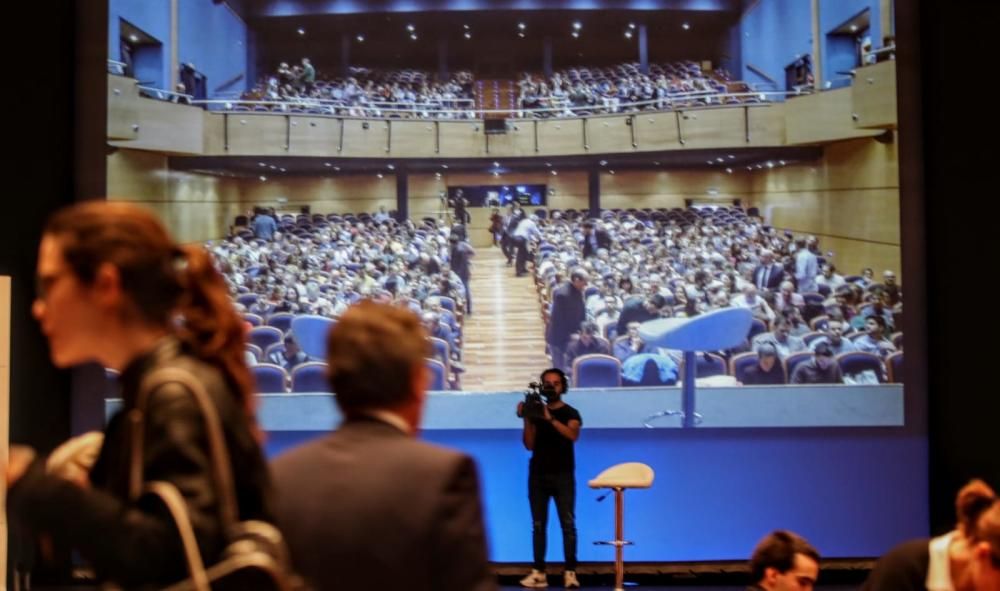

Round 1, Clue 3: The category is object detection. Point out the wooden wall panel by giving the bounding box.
[852,61,898,129]
[225,114,289,156]
[785,88,883,145]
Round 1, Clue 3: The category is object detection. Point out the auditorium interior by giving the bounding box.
[0,0,997,588]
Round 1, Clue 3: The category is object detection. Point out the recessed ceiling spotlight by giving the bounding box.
[279,167,286,172]
[551,170,558,175]
[323,162,331,167]
[387,164,395,170]
[493,161,500,167]
[333,166,340,171]
[779,160,786,165]
[259,175,267,181]
[410,33,418,40]
[406,24,415,32]
[464,32,471,39]
[682,23,690,30]
[624,31,633,39]
[628,23,636,29]
[518,32,525,38]
[571,31,580,38]
[297,28,306,35]
[463,24,470,30]
[766,161,775,168]
[259,162,267,167]
[716,157,725,162]
[653,161,661,165]
[573,21,582,30]
[518,22,526,30]
[726,168,733,174]
[356,34,365,42]
[377,173,384,178]
[129,34,139,42]
[599,160,608,166]
[545,162,552,167]
[609,170,616,175]
[441,164,449,169]
[728,154,735,159]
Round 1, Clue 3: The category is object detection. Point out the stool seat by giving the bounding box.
[588,462,654,489]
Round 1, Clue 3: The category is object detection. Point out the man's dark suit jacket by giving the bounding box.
[547,282,587,350]
[271,417,496,591]
[581,229,612,258]
[752,263,786,291]
[615,297,659,336]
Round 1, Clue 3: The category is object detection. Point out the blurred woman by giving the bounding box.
[6,202,273,588]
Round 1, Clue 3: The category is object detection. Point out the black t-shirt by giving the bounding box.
[530,403,582,474]
[861,538,930,591]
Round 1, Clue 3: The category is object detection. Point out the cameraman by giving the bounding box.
[516,368,583,589]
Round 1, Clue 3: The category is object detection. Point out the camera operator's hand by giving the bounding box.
[542,404,553,423]
[516,401,525,418]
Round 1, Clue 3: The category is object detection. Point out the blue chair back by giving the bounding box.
[252,364,288,394]
[248,326,283,352]
[691,353,727,378]
[245,343,263,364]
[291,315,336,360]
[429,337,450,367]
[747,318,768,340]
[730,352,759,383]
[426,358,448,391]
[572,354,622,388]
[837,351,885,382]
[291,362,330,392]
[267,312,295,333]
[243,313,263,327]
[886,351,903,383]
[437,296,457,313]
[237,293,259,308]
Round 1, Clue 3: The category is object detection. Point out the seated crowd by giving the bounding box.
[516,60,759,117]
[236,60,476,118]
[220,206,469,390]
[523,205,903,386]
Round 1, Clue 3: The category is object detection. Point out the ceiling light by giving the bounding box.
[324,162,331,167]
[492,171,500,177]
[279,167,286,172]
[297,28,305,35]
[270,165,277,169]
[545,162,552,167]
[129,34,139,42]
[624,31,633,39]
[356,34,365,42]
[259,175,267,181]
[377,173,384,179]
[756,164,763,169]
[779,160,786,165]
[551,170,558,175]
[464,32,471,39]
[728,154,735,159]
[571,31,580,38]
[766,161,774,168]
[850,24,858,32]
[259,162,267,167]
[629,23,636,29]
[518,22,526,29]
[747,166,753,170]
[387,164,395,170]
[609,170,616,175]
[518,32,525,38]
[726,168,733,174]
[441,164,449,169]
[410,33,418,40]
[682,23,690,30]
[493,161,500,167]
[706,160,713,164]
[463,24,470,30]
[653,161,660,165]
[333,166,340,171]
[599,160,607,166]
[573,21,582,30]
[716,157,725,162]
[406,24,415,32]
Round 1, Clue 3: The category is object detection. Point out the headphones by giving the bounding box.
[539,368,569,393]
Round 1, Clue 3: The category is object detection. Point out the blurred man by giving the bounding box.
[790,342,843,384]
[748,530,820,591]
[547,269,589,372]
[272,302,495,591]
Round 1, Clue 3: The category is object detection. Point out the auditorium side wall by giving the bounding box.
[745,137,902,280]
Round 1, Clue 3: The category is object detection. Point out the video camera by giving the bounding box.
[518,382,555,421]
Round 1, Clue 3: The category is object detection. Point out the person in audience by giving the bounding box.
[512,211,541,277]
[782,307,810,338]
[300,57,315,92]
[268,333,308,371]
[753,317,807,360]
[853,315,897,357]
[863,479,1000,591]
[564,321,610,370]
[449,232,475,316]
[547,269,589,373]
[252,206,277,241]
[732,284,776,324]
[374,205,391,224]
[790,342,843,384]
[809,319,856,355]
[616,294,668,335]
[741,344,787,385]
[271,302,494,591]
[794,237,818,293]
[747,530,820,591]
[580,220,612,259]
[613,321,647,362]
[753,249,785,291]
[815,263,845,291]
[774,280,805,314]
[881,269,902,306]
[7,202,272,588]
[856,267,875,288]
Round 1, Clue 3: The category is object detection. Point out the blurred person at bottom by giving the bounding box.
[748,530,820,591]
[5,202,272,588]
[864,479,1000,591]
[271,301,495,591]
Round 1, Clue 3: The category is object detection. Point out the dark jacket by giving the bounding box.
[581,229,612,259]
[7,338,273,588]
[616,297,659,336]
[272,417,495,591]
[547,282,587,350]
[752,263,785,291]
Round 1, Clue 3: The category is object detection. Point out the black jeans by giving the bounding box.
[528,470,577,571]
[515,237,529,275]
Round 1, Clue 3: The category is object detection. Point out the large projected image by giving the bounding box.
[102,0,919,563]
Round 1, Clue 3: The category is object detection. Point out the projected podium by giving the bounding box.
[638,307,753,428]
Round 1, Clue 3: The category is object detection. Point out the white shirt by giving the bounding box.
[926,531,957,591]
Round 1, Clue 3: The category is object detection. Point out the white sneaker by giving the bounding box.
[563,570,580,588]
[520,569,548,588]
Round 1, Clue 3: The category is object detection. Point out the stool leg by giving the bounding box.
[615,488,624,591]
